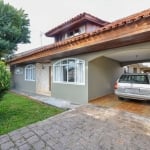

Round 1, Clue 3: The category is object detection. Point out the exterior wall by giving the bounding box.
[51,57,88,104]
[36,63,51,96]
[13,65,36,93]
[86,22,100,33]
[88,57,123,100]
[52,83,88,104]
[51,50,124,104]
[12,42,150,104]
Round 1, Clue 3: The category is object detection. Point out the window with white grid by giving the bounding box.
[25,64,35,81]
[53,58,85,85]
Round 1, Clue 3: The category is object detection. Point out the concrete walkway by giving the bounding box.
[11,90,79,109]
[0,105,150,150]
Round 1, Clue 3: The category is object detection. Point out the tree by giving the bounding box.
[0,0,30,58]
[0,61,10,93]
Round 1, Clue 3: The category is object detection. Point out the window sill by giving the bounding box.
[25,80,35,82]
[53,81,85,86]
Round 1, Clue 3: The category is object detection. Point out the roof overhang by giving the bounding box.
[8,9,150,66]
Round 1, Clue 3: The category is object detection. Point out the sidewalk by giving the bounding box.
[11,89,80,110]
[0,105,150,150]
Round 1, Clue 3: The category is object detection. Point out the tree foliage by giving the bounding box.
[0,0,30,58]
[0,61,10,93]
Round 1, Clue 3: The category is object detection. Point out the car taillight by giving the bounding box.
[114,82,118,89]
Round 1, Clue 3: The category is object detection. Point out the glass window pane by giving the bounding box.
[68,66,75,82]
[62,60,67,65]
[25,65,35,81]
[63,66,67,82]
[55,66,61,81]
[33,68,35,80]
[53,59,85,84]
[76,62,84,83]
[68,61,75,82]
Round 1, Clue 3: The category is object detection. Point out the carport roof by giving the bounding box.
[8,8,150,65]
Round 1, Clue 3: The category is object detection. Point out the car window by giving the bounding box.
[132,75,149,84]
[119,75,149,84]
[119,75,131,83]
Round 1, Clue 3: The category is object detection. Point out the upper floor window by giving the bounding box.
[53,58,85,84]
[55,25,86,42]
[67,28,81,37]
[25,64,35,81]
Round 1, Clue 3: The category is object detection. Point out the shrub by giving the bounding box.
[0,61,11,93]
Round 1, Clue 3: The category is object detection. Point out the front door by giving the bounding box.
[36,63,51,96]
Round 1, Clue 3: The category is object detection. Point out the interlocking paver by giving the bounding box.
[31,128,46,136]
[32,140,45,150]
[18,127,30,134]
[9,147,18,150]
[0,135,10,144]
[23,131,35,139]
[18,143,32,150]
[26,135,40,144]
[15,138,27,147]
[0,105,150,150]
[0,141,14,150]
[9,133,22,141]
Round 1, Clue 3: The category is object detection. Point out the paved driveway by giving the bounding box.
[0,105,150,150]
[90,94,150,117]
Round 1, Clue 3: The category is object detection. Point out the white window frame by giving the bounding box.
[25,64,35,81]
[53,58,85,85]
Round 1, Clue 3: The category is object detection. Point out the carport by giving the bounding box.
[88,42,150,116]
[87,42,150,101]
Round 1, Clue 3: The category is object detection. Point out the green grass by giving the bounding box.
[0,92,64,135]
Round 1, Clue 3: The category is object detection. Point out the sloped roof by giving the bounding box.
[8,9,150,65]
[45,12,109,37]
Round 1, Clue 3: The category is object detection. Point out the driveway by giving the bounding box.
[90,94,150,117]
[0,105,150,150]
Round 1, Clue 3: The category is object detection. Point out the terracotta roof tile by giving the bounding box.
[9,8,150,63]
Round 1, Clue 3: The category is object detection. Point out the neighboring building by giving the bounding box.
[8,9,150,104]
[126,63,150,73]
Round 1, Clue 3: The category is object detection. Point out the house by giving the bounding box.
[8,9,150,104]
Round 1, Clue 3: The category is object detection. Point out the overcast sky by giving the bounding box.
[4,0,150,53]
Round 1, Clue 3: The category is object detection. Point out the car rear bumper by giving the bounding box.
[115,90,150,100]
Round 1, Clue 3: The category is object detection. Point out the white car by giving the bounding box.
[114,73,150,100]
